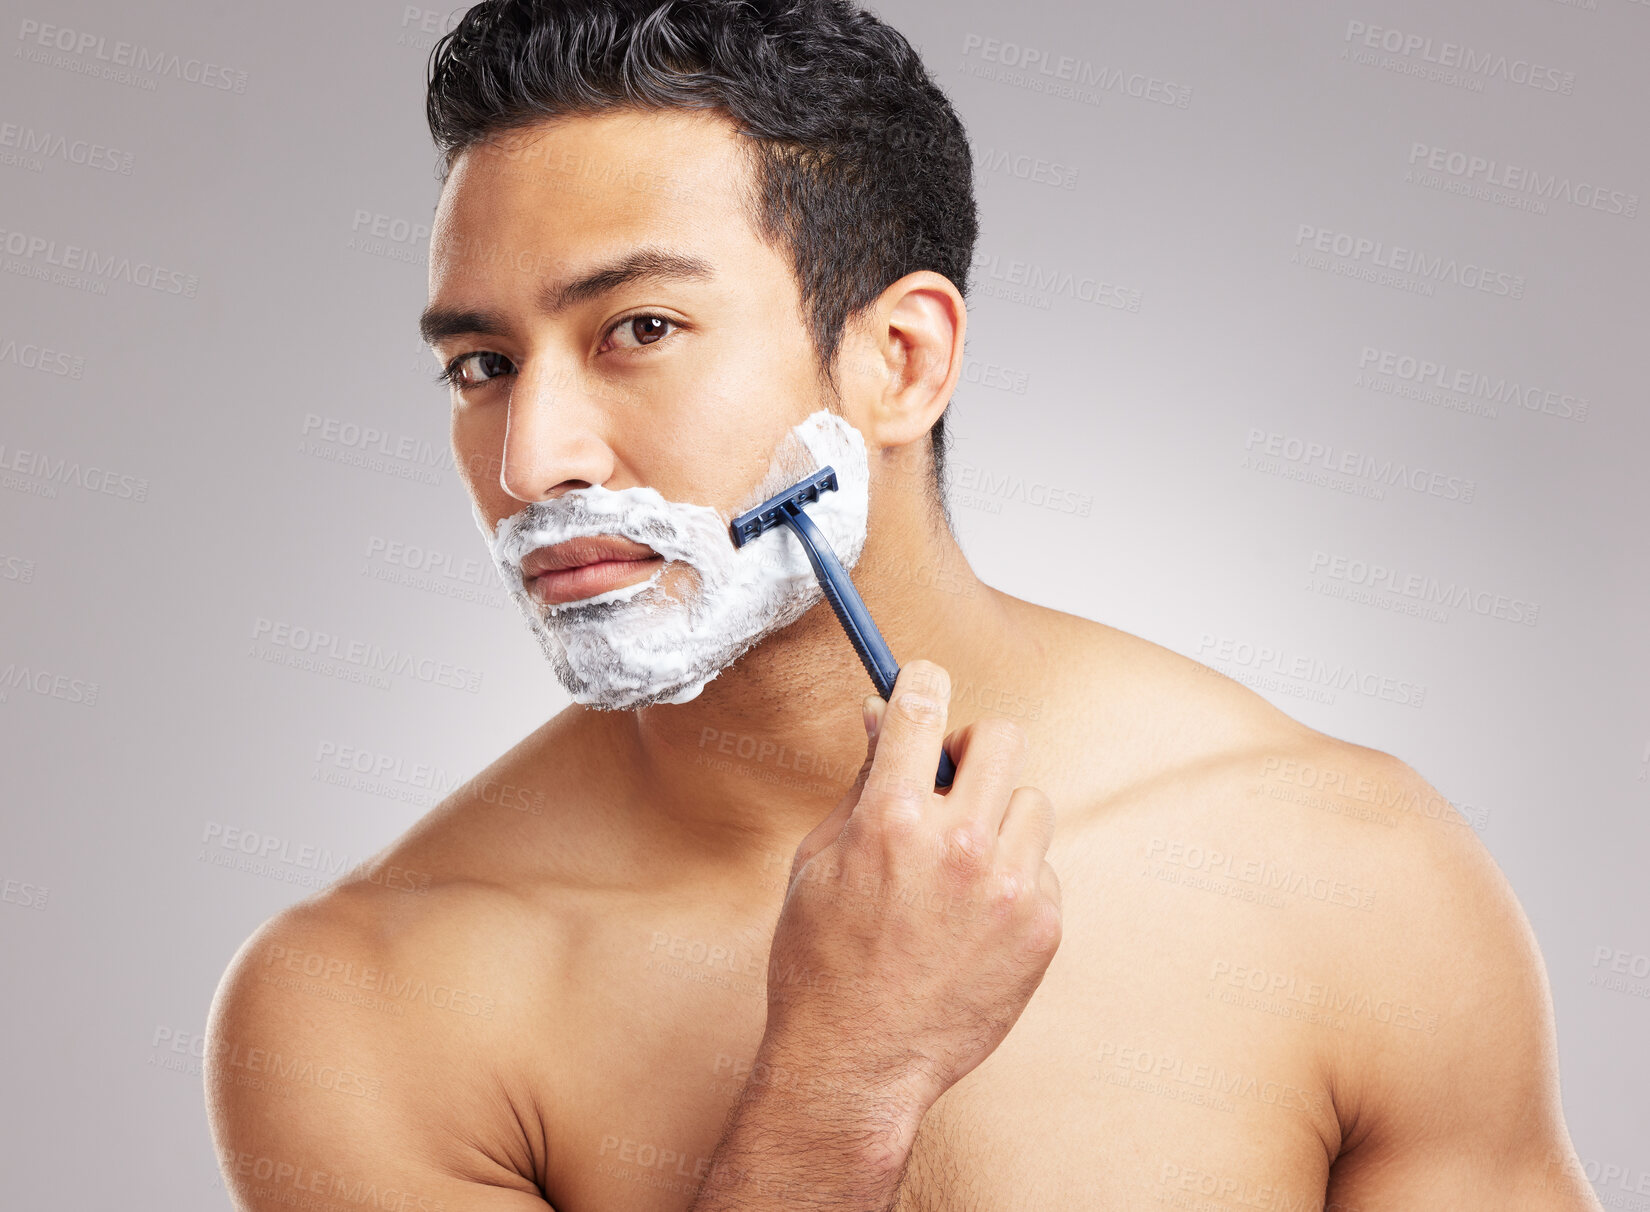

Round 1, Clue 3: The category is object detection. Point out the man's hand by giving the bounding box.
[682,660,1062,1209]
[761,658,1063,1117]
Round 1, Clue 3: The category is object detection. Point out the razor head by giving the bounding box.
[729,466,838,548]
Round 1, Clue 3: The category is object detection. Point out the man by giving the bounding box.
[206,1,1601,1208]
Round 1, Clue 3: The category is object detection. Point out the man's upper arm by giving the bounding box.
[1323,757,1603,1211]
[205,901,552,1211]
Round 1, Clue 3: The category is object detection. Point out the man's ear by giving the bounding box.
[838,270,966,456]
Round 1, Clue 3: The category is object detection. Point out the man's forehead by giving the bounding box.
[441,109,747,215]
[428,111,760,282]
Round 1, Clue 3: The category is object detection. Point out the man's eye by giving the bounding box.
[603,313,677,351]
[435,315,676,390]
[436,350,514,390]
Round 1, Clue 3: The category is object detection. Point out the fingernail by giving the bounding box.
[863,695,882,739]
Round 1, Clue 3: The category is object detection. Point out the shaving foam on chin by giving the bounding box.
[479,409,869,710]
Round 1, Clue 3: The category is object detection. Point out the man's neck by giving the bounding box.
[591,515,1030,877]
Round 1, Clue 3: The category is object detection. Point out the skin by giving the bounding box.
[205,108,1603,1211]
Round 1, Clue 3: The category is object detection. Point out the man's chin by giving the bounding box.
[559,673,712,711]
[546,645,718,711]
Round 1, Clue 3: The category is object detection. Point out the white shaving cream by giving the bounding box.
[480,409,870,709]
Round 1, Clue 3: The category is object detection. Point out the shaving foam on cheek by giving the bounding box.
[478,409,868,710]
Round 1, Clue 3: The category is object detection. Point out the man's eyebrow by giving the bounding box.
[417,247,716,347]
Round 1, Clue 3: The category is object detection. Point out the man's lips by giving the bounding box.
[520,536,663,606]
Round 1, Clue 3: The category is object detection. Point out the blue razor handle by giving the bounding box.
[730,465,957,789]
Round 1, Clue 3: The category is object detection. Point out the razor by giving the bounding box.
[730,465,957,789]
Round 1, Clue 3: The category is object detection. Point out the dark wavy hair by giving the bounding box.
[425,0,976,519]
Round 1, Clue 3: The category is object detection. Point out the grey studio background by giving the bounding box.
[1,0,1646,1205]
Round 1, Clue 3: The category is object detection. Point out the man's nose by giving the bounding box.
[497,362,617,503]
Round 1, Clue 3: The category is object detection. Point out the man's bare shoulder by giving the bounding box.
[212,713,600,1056]
[1036,602,1523,972]
[204,868,563,1204]
[203,706,627,1204]
[1037,608,1588,1197]
[1269,737,1591,1201]
[1053,612,1586,1193]
[230,702,682,1039]
[1016,599,1461,822]
[1036,604,1454,920]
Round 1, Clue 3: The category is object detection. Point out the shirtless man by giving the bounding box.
[205,1,1601,1208]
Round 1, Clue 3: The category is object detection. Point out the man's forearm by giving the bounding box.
[686,1044,931,1211]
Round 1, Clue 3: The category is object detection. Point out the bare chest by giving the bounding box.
[533,833,1341,1212]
